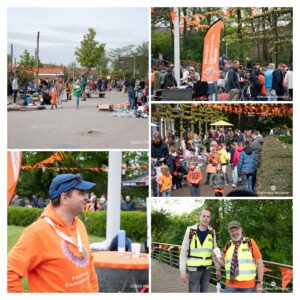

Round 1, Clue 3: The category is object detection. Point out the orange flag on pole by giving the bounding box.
[201,19,224,82]
[280,267,293,290]
[7,151,22,204]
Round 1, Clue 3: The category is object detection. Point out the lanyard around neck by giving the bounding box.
[43,216,83,253]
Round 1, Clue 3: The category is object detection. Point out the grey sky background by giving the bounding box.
[7,7,148,65]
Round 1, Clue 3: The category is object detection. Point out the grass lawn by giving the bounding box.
[256,136,292,196]
[7,225,105,292]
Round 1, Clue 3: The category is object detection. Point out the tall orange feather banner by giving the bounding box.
[7,151,22,204]
[201,19,224,82]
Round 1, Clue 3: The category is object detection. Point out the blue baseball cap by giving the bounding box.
[49,174,96,200]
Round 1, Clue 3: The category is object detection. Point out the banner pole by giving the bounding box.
[174,7,180,84]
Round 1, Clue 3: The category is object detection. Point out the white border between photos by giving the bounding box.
[1,0,299,300]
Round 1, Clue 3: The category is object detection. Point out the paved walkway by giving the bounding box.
[8,92,148,149]
[151,260,216,293]
[171,166,235,197]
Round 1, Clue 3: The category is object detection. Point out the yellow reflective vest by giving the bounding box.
[186,226,214,267]
[224,238,257,281]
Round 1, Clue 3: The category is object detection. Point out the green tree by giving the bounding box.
[15,151,148,201]
[75,28,106,73]
[109,43,148,79]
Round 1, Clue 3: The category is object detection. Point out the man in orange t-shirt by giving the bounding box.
[215,221,264,293]
[8,174,99,293]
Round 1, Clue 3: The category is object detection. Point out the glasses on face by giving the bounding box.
[55,174,82,191]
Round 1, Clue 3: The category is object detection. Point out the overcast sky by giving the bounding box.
[151,199,204,215]
[7,7,148,65]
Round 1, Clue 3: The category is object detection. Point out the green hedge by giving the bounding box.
[277,136,293,144]
[7,207,146,241]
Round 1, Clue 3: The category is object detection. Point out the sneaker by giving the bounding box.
[232,184,236,188]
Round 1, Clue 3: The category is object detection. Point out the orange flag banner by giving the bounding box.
[201,19,224,82]
[264,266,273,273]
[280,267,293,290]
[7,151,22,204]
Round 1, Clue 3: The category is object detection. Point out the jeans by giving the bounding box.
[188,268,211,293]
[161,189,171,197]
[13,90,18,103]
[58,92,63,106]
[225,285,255,293]
[127,88,135,109]
[75,96,80,108]
[232,166,238,185]
[266,88,276,101]
[190,185,200,196]
[242,174,253,192]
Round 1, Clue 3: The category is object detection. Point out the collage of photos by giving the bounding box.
[6,5,293,296]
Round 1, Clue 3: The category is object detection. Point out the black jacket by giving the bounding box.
[151,141,169,162]
[227,67,240,91]
[272,69,284,96]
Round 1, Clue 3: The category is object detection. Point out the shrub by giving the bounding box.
[277,136,293,144]
[7,207,43,226]
[7,207,147,241]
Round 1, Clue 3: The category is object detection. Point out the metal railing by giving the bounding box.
[152,242,293,293]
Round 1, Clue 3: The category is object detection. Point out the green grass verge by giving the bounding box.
[256,136,293,196]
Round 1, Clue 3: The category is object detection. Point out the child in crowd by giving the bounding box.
[218,143,230,174]
[187,161,202,196]
[232,141,244,187]
[211,163,228,197]
[157,165,173,197]
[49,87,57,110]
[205,147,220,184]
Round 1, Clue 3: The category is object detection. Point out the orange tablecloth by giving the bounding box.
[93,251,149,270]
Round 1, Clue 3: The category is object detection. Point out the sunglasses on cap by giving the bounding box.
[55,174,82,192]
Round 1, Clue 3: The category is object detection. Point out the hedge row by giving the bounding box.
[7,207,147,241]
[277,136,293,144]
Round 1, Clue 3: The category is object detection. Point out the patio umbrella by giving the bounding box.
[210,120,234,126]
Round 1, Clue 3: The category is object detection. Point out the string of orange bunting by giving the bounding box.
[191,104,293,117]
[152,8,255,34]
[21,152,148,171]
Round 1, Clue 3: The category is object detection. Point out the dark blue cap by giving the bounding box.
[49,174,96,200]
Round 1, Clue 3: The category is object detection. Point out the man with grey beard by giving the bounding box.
[215,221,264,293]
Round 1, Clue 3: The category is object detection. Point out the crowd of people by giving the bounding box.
[151,127,265,197]
[10,192,137,212]
[9,74,149,110]
[151,56,293,101]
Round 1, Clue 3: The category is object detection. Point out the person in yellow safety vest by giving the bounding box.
[214,221,264,293]
[179,207,221,292]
